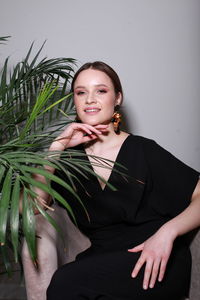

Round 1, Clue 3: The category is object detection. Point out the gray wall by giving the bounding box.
[0,0,199,170]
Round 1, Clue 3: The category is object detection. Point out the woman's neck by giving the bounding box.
[85,123,128,155]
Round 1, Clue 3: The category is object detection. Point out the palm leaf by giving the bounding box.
[33,203,65,244]
[19,82,59,140]
[10,176,20,262]
[20,175,77,224]
[0,38,78,273]
[0,167,13,245]
[0,165,6,185]
[22,188,36,263]
[0,41,76,145]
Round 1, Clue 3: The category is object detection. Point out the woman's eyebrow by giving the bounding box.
[74,85,85,89]
[75,84,108,89]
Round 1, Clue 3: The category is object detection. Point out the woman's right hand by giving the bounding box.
[128,224,175,289]
[49,122,108,151]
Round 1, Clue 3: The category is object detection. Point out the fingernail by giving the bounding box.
[131,273,136,278]
[149,284,153,288]
[143,285,147,290]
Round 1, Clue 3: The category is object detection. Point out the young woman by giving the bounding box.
[45,61,200,300]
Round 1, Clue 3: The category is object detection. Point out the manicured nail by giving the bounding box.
[143,285,147,290]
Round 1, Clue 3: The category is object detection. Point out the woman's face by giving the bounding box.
[73,69,122,126]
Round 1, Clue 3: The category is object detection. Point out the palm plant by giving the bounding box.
[0,37,121,277]
[0,37,98,274]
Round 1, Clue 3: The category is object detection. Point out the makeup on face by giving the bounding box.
[73,69,121,126]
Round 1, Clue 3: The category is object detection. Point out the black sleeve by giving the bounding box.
[142,138,199,217]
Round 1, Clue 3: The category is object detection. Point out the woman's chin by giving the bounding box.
[79,118,110,127]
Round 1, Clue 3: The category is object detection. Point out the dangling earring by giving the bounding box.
[112,107,122,134]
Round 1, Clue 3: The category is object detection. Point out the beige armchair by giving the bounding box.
[22,204,91,300]
[22,204,200,300]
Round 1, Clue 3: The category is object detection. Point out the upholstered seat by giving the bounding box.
[22,204,90,300]
[22,204,199,300]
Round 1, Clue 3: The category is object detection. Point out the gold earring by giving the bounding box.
[112,111,122,133]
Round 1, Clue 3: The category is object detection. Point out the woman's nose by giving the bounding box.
[85,92,96,104]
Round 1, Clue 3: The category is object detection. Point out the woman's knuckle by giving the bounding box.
[145,267,151,273]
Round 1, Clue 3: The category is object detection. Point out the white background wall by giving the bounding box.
[0,0,199,170]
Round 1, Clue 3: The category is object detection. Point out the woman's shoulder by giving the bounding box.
[127,133,170,159]
[127,133,156,147]
[128,133,199,174]
[121,133,160,164]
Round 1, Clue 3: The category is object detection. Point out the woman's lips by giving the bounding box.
[84,108,101,114]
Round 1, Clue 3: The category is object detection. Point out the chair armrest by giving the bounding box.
[22,203,90,300]
[189,229,200,300]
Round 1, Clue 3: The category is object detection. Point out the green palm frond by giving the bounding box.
[0,38,79,272]
[0,40,76,144]
[0,150,85,264]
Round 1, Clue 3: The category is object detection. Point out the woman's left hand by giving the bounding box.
[128,226,176,290]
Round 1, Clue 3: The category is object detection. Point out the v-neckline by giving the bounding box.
[84,134,131,192]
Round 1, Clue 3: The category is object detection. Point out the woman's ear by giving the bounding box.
[115,92,122,106]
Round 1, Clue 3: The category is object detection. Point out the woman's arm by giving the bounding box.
[163,178,200,237]
[128,179,200,290]
[19,123,108,214]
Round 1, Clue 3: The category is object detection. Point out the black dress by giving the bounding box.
[47,134,199,300]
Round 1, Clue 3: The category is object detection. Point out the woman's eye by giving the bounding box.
[76,91,85,95]
[98,89,107,94]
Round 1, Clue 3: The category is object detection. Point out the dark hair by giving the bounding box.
[71,61,123,103]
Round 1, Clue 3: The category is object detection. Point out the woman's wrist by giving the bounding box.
[159,221,178,241]
[49,139,66,151]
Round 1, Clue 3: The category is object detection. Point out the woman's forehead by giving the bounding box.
[74,69,113,88]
